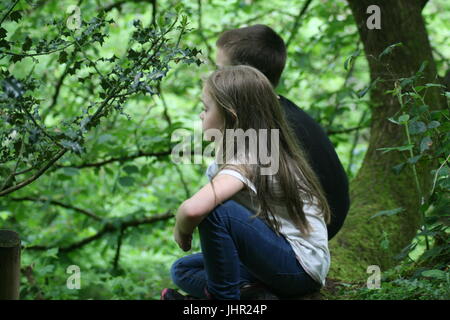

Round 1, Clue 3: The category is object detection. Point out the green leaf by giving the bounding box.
[425,83,445,88]
[407,155,422,164]
[417,61,428,74]
[427,121,440,129]
[421,269,447,280]
[61,139,83,154]
[369,207,405,220]
[58,51,68,64]
[400,78,413,88]
[344,49,361,71]
[3,77,24,98]
[0,39,11,50]
[61,167,79,176]
[98,134,114,144]
[22,36,32,51]
[378,42,403,59]
[9,10,22,22]
[408,121,426,134]
[420,136,433,153]
[40,264,55,275]
[0,27,7,39]
[377,144,413,154]
[392,162,405,174]
[394,242,417,261]
[44,248,59,258]
[123,165,139,175]
[118,176,134,187]
[398,114,409,123]
[387,117,399,125]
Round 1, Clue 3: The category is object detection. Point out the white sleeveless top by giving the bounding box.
[206,160,330,287]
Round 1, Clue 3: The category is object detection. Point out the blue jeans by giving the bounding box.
[170,200,321,299]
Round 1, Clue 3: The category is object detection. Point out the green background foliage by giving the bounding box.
[0,0,448,300]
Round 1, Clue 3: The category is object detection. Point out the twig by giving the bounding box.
[0,41,75,58]
[430,154,449,196]
[173,163,191,199]
[157,83,172,127]
[25,211,174,252]
[347,110,368,174]
[55,149,173,169]
[101,0,151,13]
[21,265,45,300]
[19,104,64,149]
[0,136,24,191]
[112,226,125,271]
[42,64,71,122]
[0,149,67,197]
[0,0,20,26]
[285,0,313,49]
[10,196,103,221]
[196,0,214,64]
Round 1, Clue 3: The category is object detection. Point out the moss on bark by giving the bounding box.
[328,0,444,283]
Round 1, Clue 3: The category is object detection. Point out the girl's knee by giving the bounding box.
[170,257,186,284]
[209,200,240,220]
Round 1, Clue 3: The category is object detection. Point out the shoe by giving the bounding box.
[160,288,199,300]
[240,283,279,300]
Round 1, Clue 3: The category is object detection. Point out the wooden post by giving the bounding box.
[0,230,21,300]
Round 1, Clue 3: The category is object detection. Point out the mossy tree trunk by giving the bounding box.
[328,0,444,282]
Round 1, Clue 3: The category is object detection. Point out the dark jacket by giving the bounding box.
[279,95,350,240]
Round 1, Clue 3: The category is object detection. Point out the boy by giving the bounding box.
[215,24,350,241]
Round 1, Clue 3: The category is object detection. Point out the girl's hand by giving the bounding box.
[173,226,192,252]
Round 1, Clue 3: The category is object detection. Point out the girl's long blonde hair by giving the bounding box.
[205,65,331,236]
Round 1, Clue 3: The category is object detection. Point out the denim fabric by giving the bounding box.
[170,200,322,300]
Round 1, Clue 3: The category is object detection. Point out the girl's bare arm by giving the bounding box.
[175,174,244,235]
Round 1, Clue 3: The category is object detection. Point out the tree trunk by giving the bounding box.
[0,230,21,300]
[328,0,444,282]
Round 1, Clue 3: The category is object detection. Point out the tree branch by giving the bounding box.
[112,226,125,271]
[21,265,45,300]
[101,0,152,13]
[10,196,103,221]
[0,0,20,26]
[285,0,313,49]
[41,62,71,122]
[196,0,214,64]
[0,149,68,197]
[55,149,173,169]
[25,211,174,252]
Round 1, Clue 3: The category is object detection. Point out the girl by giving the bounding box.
[161,65,331,300]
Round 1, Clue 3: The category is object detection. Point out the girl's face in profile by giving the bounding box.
[200,85,224,141]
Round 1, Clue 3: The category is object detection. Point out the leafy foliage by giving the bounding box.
[0,0,448,300]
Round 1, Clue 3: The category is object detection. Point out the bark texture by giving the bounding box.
[328,0,444,282]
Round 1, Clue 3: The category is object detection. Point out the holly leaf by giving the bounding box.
[10,11,22,22]
[22,36,32,51]
[0,27,7,39]
[58,51,68,64]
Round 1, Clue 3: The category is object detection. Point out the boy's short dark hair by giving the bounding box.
[216,24,286,87]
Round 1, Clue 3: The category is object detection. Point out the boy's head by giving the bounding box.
[216,24,286,88]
